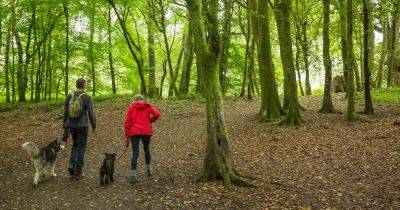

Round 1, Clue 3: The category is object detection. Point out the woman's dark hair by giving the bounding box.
[76,78,86,89]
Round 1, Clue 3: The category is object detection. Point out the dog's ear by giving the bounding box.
[103,153,109,156]
[112,153,117,156]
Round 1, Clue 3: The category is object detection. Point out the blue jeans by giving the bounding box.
[69,127,88,169]
[131,135,151,170]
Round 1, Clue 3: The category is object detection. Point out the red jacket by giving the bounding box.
[124,101,160,138]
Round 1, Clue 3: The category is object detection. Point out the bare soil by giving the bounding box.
[1,94,400,209]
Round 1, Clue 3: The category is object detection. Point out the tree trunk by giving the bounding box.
[363,0,374,114]
[338,0,348,87]
[147,14,156,98]
[159,59,167,98]
[179,21,194,95]
[247,36,255,100]
[107,0,147,95]
[320,0,335,113]
[346,0,357,121]
[11,43,16,103]
[274,0,303,126]
[387,5,400,88]
[294,18,305,96]
[218,0,233,95]
[301,22,312,95]
[108,7,117,94]
[354,58,361,91]
[158,0,179,97]
[186,0,251,187]
[63,0,69,96]
[252,0,284,121]
[47,33,52,100]
[169,37,185,97]
[89,1,96,96]
[375,18,388,88]
[4,23,11,103]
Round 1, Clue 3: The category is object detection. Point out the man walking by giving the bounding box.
[63,78,96,180]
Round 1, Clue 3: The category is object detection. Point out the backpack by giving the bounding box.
[68,92,86,119]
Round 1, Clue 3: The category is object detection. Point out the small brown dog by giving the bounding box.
[100,153,116,186]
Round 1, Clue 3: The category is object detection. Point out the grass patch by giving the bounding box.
[355,87,400,103]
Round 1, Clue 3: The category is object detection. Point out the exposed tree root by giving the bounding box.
[279,113,304,126]
[318,106,337,114]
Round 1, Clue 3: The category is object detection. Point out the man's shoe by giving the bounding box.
[73,168,83,180]
[147,164,153,177]
[68,164,76,176]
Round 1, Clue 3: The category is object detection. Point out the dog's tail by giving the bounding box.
[21,142,40,158]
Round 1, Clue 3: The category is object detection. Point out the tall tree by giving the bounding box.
[274,0,303,125]
[179,21,194,95]
[387,3,400,87]
[4,22,11,103]
[218,0,233,94]
[108,7,117,94]
[375,17,388,88]
[147,9,156,98]
[251,0,284,121]
[363,0,374,114]
[337,0,348,88]
[186,0,251,187]
[346,0,357,121]
[319,0,335,113]
[107,0,147,95]
[89,1,96,95]
[63,0,70,96]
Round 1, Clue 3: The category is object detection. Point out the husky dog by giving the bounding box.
[21,139,65,187]
[100,153,116,186]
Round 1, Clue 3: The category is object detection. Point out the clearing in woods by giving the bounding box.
[1,94,399,209]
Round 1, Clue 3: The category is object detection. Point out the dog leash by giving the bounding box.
[116,146,128,161]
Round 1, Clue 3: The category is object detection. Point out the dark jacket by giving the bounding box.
[63,91,96,130]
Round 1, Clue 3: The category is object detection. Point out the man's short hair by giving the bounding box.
[76,78,86,89]
[133,94,144,102]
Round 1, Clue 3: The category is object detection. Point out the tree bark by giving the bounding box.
[294,17,305,96]
[89,1,96,96]
[363,0,374,114]
[4,23,11,103]
[147,11,156,98]
[186,0,251,187]
[319,0,335,113]
[108,7,117,94]
[387,4,400,88]
[274,0,303,125]
[107,0,147,95]
[63,0,69,96]
[375,18,388,88]
[252,0,284,121]
[346,0,357,121]
[218,0,233,95]
[179,21,194,95]
[338,0,348,88]
[158,0,179,97]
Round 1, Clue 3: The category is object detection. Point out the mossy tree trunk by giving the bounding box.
[219,0,233,95]
[375,18,388,88]
[179,21,194,95]
[320,0,335,113]
[346,0,357,121]
[186,0,251,187]
[337,0,348,88]
[4,22,11,103]
[274,0,303,126]
[363,0,374,114]
[251,0,284,121]
[63,0,69,96]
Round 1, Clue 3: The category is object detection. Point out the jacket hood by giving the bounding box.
[130,101,150,110]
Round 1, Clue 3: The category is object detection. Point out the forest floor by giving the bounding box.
[1,94,400,209]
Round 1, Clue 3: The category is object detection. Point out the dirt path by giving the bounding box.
[1,95,400,209]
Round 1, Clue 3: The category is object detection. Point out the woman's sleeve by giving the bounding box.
[150,106,160,123]
[124,108,132,138]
